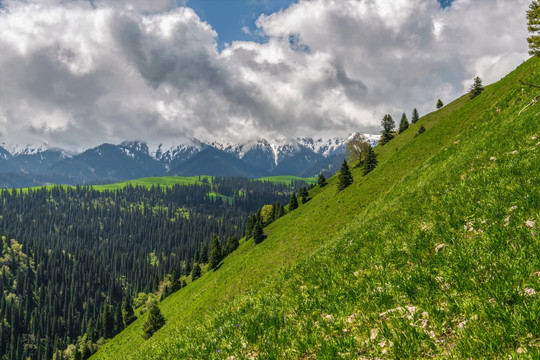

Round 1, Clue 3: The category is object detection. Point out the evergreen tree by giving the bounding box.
[299,187,310,204]
[469,76,484,99]
[318,173,327,187]
[398,113,409,133]
[415,124,426,137]
[363,145,378,175]
[80,343,90,360]
[227,236,239,253]
[114,303,124,335]
[170,269,181,292]
[199,243,208,264]
[245,215,256,239]
[289,193,298,211]
[253,220,265,244]
[74,345,82,360]
[122,297,136,327]
[411,108,420,123]
[208,235,222,270]
[142,304,166,340]
[528,1,540,56]
[184,261,191,276]
[191,263,201,281]
[436,99,444,109]
[337,160,353,192]
[380,114,395,145]
[102,305,114,339]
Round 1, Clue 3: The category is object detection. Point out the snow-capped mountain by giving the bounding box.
[0,134,379,187]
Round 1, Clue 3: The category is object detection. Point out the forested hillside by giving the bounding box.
[94,57,539,359]
[0,177,299,359]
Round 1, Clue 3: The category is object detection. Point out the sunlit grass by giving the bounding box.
[93,57,540,359]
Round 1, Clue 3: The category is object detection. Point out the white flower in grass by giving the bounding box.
[490,156,497,161]
[509,206,518,211]
[522,288,536,296]
[435,243,445,252]
[525,219,535,228]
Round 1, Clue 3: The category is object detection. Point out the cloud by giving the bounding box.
[0,0,531,150]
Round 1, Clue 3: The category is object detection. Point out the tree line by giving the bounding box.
[0,177,295,360]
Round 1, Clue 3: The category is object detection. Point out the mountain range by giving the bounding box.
[0,135,379,187]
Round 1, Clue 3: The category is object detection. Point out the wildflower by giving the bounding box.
[525,219,535,228]
[370,328,379,340]
[490,156,496,161]
[517,347,527,354]
[522,288,536,296]
[435,243,445,252]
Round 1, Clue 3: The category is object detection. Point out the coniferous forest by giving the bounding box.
[0,177,297,360]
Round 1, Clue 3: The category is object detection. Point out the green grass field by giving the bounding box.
[258,175,317,186]
[91,56,539,359]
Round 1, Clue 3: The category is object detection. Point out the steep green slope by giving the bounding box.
[93,57,540,359]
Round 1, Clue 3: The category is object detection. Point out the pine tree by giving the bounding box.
[253,220,265,244]
[191,263,201,281]
[363,145,378,175]
[80,342,90,360]
[199,243,208,264]
[411,108,420,123]
[102,305,114,339]
[469,76,484,99]
[289,193,298,211]
[170,269,181,292]
[122,297,136,326]
[208,235,222,270]
[114,303,124,335]
[398,113,409,133]
[318,173,327,187]
[380,114,395,145]
[528,1,540,56]
[436,99,444,109]
[415,124,426,137]
[299,187,310,204]
[228,236,239,253]
[337,160,353,192]
[142,304,166,339]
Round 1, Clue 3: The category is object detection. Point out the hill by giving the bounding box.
[92,57,540,359]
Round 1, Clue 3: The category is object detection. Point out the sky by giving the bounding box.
[0,0,532,150]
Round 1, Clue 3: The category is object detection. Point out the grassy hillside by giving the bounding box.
[93,57,540,359]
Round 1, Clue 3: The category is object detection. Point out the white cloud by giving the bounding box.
[0,0,531,150]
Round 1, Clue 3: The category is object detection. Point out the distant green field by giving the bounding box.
[258,175,317,186]
[91,176,212,191]
[8,175,316,194]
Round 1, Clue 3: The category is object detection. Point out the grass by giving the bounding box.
[92,57,540,359]
[258,175,317,186]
